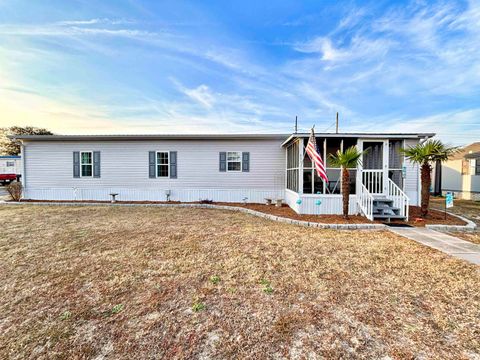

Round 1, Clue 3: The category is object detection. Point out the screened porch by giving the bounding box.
[284,135,409,217]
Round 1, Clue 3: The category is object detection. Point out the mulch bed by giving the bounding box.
[18,199,467,227]
[215,202,375,224]
[389,206,467,227]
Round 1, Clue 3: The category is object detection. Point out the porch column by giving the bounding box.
[356,139,363,194]
[383,140,389,194]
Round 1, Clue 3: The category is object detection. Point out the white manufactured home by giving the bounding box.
[14,132,434,220]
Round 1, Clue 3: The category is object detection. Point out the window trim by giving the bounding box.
[156,151,170,178]
[226,151,242,172]
[80,151,93,178]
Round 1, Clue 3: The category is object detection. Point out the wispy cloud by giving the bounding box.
[56,18,134,26]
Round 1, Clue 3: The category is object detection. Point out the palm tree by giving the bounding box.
[402,139,458,217]
[329,146,365,219]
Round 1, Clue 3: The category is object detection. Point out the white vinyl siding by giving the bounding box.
[23,139,285,191]
[403,138,421,206]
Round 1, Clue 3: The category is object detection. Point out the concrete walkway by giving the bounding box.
[389,227,480,265]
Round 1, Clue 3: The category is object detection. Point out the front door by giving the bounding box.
[358,139,388,195]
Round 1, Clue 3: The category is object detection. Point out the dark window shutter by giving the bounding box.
[476,159,480,175]
[149,151,156,178]
[93,151,101,178]
[219,152,226,172]
[242,152,250,172]
[170,151,177,179]
[73,152,80,178]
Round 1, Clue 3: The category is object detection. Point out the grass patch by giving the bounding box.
[209,275,221,285]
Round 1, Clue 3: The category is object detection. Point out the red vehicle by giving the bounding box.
[0,156,21,185]
[0,173,17,185]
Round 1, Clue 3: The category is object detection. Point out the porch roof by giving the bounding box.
[281,132,435,147]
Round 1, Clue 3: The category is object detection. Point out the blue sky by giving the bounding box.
[0,0,479,145]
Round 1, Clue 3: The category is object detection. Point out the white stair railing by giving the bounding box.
[387,179,409,221]
[357,183,374,221]
[362,169,384,194]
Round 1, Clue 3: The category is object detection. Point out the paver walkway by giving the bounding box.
[389,227,480,265]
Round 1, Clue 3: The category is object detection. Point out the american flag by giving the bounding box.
[305,128,329,183]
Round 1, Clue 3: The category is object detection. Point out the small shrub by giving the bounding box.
[111,304,124,314]
[199,199,214,204]
[6,181,22,201]
[210,275,220,285]
[60,311,71,320]
[263,285,274,294]
[192,301,205,312]
[260,279,274,294]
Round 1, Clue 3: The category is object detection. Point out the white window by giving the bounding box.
[80,152,93,177]
[6,161,14,167]
[227,151,242,172]
[156,151,169,178]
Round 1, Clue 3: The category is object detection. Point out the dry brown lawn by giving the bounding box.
[1,205,479,359]
[449,232,480,245]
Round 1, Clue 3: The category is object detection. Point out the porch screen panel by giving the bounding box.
[343,138,358,195]
[286,141,300,192]
[326,138,341,168]
[363,142,383,169]
[325,138,342,194]
[388,140,404,188]
[326,169,341,194]
[302,138,325,194]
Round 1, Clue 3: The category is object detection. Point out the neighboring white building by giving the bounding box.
[441,142,480,200]
[0,155,22,177]
[13,132,433,220]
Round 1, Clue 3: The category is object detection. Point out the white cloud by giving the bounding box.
[183,84,216,109]
[295,36,392,63]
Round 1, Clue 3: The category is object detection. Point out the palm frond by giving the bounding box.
[401,139,459,165]
[329,146,365,169]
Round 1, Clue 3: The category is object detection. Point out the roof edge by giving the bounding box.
[11,133,290,141]
[11,132,436,143]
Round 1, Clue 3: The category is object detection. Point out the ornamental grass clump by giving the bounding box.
[6,181,22,202]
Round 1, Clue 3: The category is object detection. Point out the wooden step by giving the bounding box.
[373,214,406,220]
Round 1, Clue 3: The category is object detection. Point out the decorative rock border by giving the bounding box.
[0,201,386,230]
[426,212,477,232]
